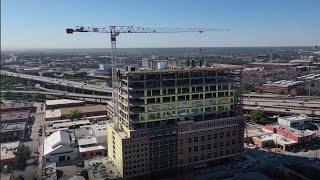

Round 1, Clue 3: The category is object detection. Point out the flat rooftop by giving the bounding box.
[85,157,120,179]
[79,144,106,153]
[123,64,244,74]
[0,122,26,132]
[267,124,314,137]
[253,133,297,145]
[45,109,61,119]
[245,128,273,138]
[1,141,20,160]
[0,111,29,122]
[78,137,97,146]
[0,102,32,111]
[45,99,85,106]
[279,114,312,121]
[92,125,107,137]
[52,120,91,128]
[41,163,57,180]
[60,105,107,116]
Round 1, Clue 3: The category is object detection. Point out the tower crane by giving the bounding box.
[66,25,229,128]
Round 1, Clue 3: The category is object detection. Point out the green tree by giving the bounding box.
[309,124,318,130]
[66,109,81,120]
[249,110,269,124]
[13,144,31,171]
[3,91,13,99]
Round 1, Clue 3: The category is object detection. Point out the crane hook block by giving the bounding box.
[66,29,74,34]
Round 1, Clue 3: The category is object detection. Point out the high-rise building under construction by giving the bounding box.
[106,64,244,178]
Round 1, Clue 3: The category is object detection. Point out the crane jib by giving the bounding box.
[66,25,228,130]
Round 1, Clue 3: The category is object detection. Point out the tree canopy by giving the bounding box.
[66,109,81,120]
[13,144,31,170]
[249,110,269,124]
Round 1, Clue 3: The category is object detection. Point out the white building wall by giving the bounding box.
[278,116,313,129]
[278,117,291,127]
[43,146,79,164]
[142,58,148,68]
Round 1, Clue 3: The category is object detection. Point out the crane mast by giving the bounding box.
[66,25,229,129]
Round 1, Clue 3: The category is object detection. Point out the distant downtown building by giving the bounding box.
[106,65,245,178]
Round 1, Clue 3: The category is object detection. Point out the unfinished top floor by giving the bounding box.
[119,65,243,82]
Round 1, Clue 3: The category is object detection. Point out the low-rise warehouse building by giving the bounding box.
[75,125,107,160]
[41,162,57,180]
[0,111,30,123]
[0,141,20,169]
[60,105,107,119]
[252,133,296,151]
[85,157,120,180]
[45,109,62,121]
[278,114,313,129]
[45,105,107,121]
[43,130,79,164]
[251,124,316,151]
[0,102,32,113]
[45,99,85,110]
[257,80,304,94]
[0,122,26,143]
[246,62,295,70]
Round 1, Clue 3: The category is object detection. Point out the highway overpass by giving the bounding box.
[243,93,320,121]
[1,90,112,104]
[1,70,113,96]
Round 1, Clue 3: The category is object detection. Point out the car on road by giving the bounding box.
[285,109,290,111]
[242,164,249,169]
[76,160,84,167]
[277,154,284,158]
[317,159,320,165]
[244,161,253,166]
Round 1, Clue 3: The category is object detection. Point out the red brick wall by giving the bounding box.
[264,125,312,143]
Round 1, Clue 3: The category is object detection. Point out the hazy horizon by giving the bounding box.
[2,0,320,49]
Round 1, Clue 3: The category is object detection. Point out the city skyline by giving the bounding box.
[1,0,320,50]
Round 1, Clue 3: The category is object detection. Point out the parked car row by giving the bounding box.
[38,126,43,136]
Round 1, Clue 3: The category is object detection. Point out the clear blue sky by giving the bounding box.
[1,0,320,49]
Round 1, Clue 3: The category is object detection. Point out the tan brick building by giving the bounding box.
[107,65,245,178]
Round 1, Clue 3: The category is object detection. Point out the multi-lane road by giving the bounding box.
[0,70,112,94]
[1,90,112,103]
[243,93,320,120]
